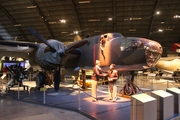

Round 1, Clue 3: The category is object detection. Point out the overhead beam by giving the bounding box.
[69,0,82,37]
[147,0,160,39]
[112,0,116,32]
[0,4,27,41]
[30,0,53,39]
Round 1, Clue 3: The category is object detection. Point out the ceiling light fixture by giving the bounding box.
[79,0,90,4]
[14,24,21,27]
[61,32,68,33]
[165,28,173,30]
[161,21,165,24]
[132,18,142,20]
[108,18,113,21]
[156,11,160,15]
[129,29,136,31]
[73,31,78,34]
[88,19,99,21]
[94,30,101,32]
[60,19,66,23]
[158,29,163,32]
[174,15,180,18]
[27,6,37,9]
[48,22,56,24]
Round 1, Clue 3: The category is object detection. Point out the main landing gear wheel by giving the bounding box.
[124,86,133,96]
[119,80,143,96]
[36,72,46,90]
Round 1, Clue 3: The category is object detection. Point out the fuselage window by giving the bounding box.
[120,38,143,51]
[99,34,109,60]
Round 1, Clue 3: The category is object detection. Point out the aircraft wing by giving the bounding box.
[115,63,150,71]
[159,56,180,61]
[83,63,150,72]
[0,41,38,59]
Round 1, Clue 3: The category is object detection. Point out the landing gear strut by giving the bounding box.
[118,72,144,96]
[118,79,144,96]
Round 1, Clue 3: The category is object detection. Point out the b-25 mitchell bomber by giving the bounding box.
[0,27,163,91]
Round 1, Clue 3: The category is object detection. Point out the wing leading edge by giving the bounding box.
[0,41,38,59]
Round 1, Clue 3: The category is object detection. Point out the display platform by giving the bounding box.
[1,77,180,120]
[1,82,132,120]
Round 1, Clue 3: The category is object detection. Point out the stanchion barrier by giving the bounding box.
[76,84,97,100]
[132,99,137,120]
[150,80,154,89]
[0,73,7,95]
[0,78,2,96]
[78,87,81,110]
[18,82,20,99]
[167,80,169,88]
[43,84,46,104]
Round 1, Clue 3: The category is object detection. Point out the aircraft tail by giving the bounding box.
[171,43,180,52]
[74,34,82,42]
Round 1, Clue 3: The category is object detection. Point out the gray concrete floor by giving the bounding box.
[0,98,91,120]
[0,76,180,120]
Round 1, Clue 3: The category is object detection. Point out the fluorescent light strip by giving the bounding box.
[79,1,90,4]
[108,18,113,21]
[27,6,37,8]
[14,24,21,26]
[61,32,68,33]
[132,18,142,20]
[174,15,180,18]
[129,29,136,31]
[48,22,56,24]
[165,29,173,30]
[60,19,66,23]
[88,19,99,21]
[94,30,101,32]
[73,31,78,34]
[158,29,163,32]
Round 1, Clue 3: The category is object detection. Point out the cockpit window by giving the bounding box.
[99,33,124,60]
[112,33,123,38]
[120,38,144,51]
[100,33,123,42]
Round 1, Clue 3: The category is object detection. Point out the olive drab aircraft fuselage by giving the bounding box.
[0,31,162,76]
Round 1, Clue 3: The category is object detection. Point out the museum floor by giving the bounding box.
[0,76,180,120]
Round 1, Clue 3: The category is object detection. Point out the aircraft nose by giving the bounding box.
[142,39,162,67]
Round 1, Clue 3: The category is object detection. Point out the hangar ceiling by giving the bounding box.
[0,0,180,52]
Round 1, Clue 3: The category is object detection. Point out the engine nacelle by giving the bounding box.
[35,39,67,71]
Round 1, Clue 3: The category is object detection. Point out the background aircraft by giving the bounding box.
[155,43,180,74]
[171,43,180,53]
[0,27,163,91]
[156,58,180,74]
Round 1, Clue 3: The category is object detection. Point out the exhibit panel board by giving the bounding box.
[166,87,180,114]
[151,90,174,120]
[130,93,157,120]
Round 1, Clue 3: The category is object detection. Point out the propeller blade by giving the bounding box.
[28,27,56,52]
[44,46,57,53]
[65,40,89,53]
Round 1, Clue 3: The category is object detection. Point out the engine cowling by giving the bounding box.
[35,39,67,71]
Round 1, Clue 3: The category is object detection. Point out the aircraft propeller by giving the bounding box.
[28,27,88,56]
[28,27,57,52]
[28,27,88,92]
